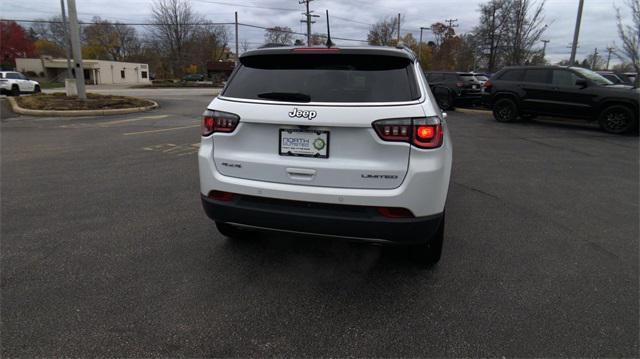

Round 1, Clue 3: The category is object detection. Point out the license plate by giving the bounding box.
[472,85,478,89]
[279,129,329,158]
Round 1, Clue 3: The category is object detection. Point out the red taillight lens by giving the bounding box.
[377,207,414,218]
[207,190,234,201]
[456,81,464,88]
[373,117,443,149]
[483,80,493,90]
[202,110,240,136]
[416,126,435,139]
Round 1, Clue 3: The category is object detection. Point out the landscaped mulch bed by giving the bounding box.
[16,93,154,111]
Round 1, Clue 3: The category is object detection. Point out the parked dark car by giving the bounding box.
[596,71,634,85]
[425,71,482,110]
[483,66,639,134]
[183,74,205,82]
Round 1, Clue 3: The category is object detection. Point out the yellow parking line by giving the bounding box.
[123,125,199,136]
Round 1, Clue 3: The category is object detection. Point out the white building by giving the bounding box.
[16,57,151,85]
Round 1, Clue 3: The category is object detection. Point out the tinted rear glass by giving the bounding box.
[224,54,419,103]
[498,69,524,81]
[523,69,551,84]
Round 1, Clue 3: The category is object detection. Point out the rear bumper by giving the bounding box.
[201,194,443,244]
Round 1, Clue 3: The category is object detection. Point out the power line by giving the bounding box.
[192,0,298,12]
[2,18,369,43]
[2,18,234,26]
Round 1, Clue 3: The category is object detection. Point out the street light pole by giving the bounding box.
[418,27,428,65]
[569,0,584,64]
[66,0,86,99]
[59,0,72,79]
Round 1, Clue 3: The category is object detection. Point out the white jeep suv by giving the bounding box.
[199,46,452,263]
[0,71,41,96]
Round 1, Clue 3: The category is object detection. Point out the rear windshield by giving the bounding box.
[223,54,420,103]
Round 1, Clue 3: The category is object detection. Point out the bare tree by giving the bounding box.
[83,17,140,61]
[474,0,512,72]
[503,0,547,66]
[240,39,251,53]
[263,26,294,46]
[367,16,399,46]
[615,0,640,86]
[188,22,229,74]
[30,16,68,49]
[149,0,202,77]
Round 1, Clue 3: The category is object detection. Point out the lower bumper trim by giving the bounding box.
[201,193,443,244]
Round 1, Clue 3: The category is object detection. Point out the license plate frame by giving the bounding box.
[279,128,330,158]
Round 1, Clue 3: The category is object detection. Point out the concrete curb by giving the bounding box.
[7,96,159,117]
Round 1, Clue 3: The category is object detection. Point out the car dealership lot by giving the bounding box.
[1,90,638,357]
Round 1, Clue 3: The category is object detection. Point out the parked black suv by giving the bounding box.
[484,66,639,134]
[426,71,482,110]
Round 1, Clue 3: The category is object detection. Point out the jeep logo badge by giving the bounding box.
[288,108,317,120]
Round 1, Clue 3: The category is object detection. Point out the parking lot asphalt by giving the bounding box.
[1,90,638,357]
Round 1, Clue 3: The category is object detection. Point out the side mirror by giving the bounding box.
[575,78,588,88]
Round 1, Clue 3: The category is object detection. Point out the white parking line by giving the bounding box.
[123,124,199,136]
[98,114,169,127]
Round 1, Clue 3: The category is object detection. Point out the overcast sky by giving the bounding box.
[4,0,634,65]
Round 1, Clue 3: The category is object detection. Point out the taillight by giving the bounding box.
[483,80,493,91]
[456,81,464,88]
[202,110,239,136]
[373,117,444,149]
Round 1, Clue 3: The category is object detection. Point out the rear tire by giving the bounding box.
[34,85,41,93]
[411,213,445,265]
[598,105,637,134]
[10,85,19,97]
[493,98,518,122]
[215,221,251,239]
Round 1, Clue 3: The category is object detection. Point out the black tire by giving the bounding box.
[493,98,518,122]
[33,85,41,93]
[410,213,445,265]
[598,105,637,134]
[215,221,251,239]
[10,85,20,97]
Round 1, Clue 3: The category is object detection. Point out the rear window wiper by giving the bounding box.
[257,92,311,102]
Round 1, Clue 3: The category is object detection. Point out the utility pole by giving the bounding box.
[591,47,599,69]
[59,0,72,79]
[299,0,318,46]
[397,13,401,43]
[605,46,615,70]
[541,39,550,58]
[444,18,459,29]
[418,26,428,64]
[234,12,239,64]
[66,0,86,99]
[569,0,584,64]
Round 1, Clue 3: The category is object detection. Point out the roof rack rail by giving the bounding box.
[395,43,417,62]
